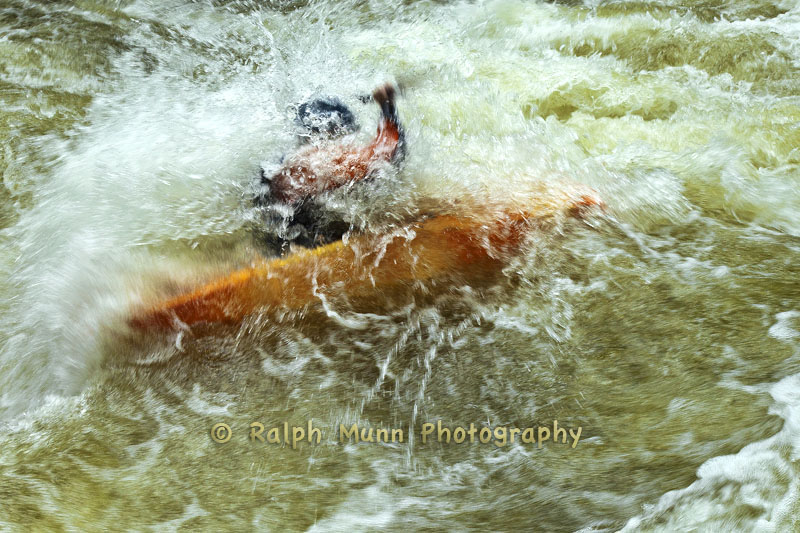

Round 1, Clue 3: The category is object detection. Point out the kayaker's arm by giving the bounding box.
[367,83,405,165]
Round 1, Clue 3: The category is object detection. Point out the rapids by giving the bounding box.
[1,0,798,530]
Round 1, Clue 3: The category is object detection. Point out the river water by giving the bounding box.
[1,0,799,530]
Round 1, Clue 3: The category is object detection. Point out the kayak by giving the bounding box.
[129,185,602,332]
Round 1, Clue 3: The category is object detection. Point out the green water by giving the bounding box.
[1,0,799,531]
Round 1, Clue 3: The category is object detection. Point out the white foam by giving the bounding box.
[622,373,800,531]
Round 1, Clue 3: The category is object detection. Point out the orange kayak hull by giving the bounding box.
[129,187,602,332]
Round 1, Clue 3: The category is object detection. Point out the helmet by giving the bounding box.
[295,96,359,139]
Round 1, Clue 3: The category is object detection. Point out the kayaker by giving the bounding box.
[255,83,405,255]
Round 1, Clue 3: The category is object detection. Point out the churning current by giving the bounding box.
[1,0,799,531]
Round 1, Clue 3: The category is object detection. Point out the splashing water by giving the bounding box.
[1,0,799,530]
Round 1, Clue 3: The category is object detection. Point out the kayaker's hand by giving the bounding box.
[372,83,397,107]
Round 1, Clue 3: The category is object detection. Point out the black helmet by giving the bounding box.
[295,96,359,139]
